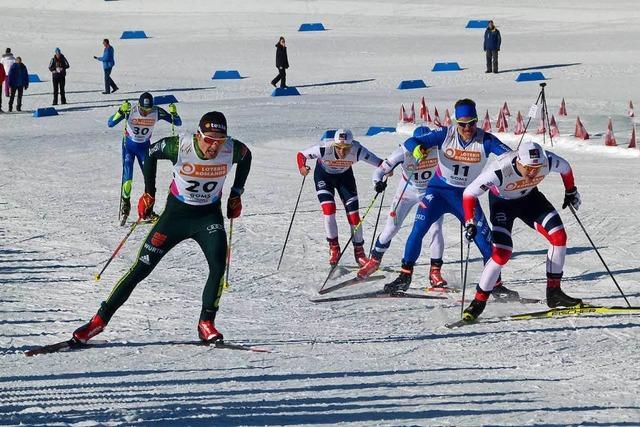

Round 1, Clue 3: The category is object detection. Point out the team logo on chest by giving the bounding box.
[505,175,545,191]
[444,148,481,163]
[180,162,228,178]
[324,159,353,168]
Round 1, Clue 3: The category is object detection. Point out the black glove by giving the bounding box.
[464,221,477,242]
[562,187,581,210]
[374,180,387,194]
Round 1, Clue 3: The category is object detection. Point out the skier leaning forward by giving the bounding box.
[357,126,449,288]
[385,98,519,298]
[460,140,583,321]
[297,129,382,267]
[73,111,251,344]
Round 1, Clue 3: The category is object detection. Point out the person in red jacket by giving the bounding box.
[0,64,5,112]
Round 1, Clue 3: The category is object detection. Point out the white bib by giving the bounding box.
[170,136,234,205]
[438,127,490,187]
[493,152,551,199]
[402,146,438,190]
[126,106,159,143]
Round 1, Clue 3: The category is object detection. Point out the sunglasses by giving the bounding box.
[457,119,478,129]
[139,106,152,114]
[198,129,226,145]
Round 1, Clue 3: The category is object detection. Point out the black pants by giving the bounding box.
[9,87,23,111]
[103,67,118,93]
[486,50,499,73]
[271,67,287,88]
[98,195,228,323]
[52,74,66,104]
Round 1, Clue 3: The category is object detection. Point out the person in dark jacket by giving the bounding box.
[0,61,5,112]
[484,20,501,73]
[270,36,289,88]
[94,39,118,94]
[8,56,28,112]
[49,47,70,105]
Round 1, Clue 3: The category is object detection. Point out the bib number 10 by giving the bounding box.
[452,165,470,177]
[413,170,433,181]
[186,180,218,193]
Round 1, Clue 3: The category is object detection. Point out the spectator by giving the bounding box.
[48,47,70,105]
[1,48,16,98]
[8,56,28,112]
[484,20,501,74]
[270,36,289,88]
[0,61,5,112]
[94,39,118,94]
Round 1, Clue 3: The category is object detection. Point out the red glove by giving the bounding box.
[138,193,155,219]
[227,194,242,219]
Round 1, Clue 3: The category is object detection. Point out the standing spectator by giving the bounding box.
[484,20,501,74]
[48,47,70,105]
[270,36,289,88]
[8,56,28,112]
[0,61,5,112]
[1,48,16,98]
[94,38,118,94]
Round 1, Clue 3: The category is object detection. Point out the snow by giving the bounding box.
[1,0,639,425]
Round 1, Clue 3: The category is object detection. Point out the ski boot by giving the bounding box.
[198,320,224,343]
[492,280,520,302]
[383,262,413,293]
[546,287,582,308]
[357,257,380,279]
[73,313,106,344]
[119,197,131,226]
[328,238,340,267]
[429,265,448,288]
[462,299,487,322]
[353,243,368,267]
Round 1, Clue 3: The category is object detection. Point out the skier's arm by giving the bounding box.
[356,144,383,168]
[296,145,323,170]
[143,136,180,197]
[231,140,252,195]
[107,111,125,127]
[157,107,182,126]
[483,133,512,156]
[462,169,501,222]
[404,128,448,159]
[547,152,575,190]
[373,147,403,184]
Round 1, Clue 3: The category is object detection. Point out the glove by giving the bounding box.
[93,56,98,59]
[299,166,310,177]
[562,187,581,210]
[227,194,242,219]
[119,100,131,115]
[374,180,387,193]
[412,145,427,161]
[464,221,477,242]
[168,103,177,115]
[137,193,155,219]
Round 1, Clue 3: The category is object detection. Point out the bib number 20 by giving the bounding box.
[186,180,218,193]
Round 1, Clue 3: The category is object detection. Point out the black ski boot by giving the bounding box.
[119,197,131,226]
[383,262,413,293]
[492,280,520,302]
[462,299,487,322]
[547,287,582,308]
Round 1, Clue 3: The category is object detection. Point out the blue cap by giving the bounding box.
[454,104,477,120]
[54,48,61,54]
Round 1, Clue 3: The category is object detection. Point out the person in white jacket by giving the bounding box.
[1,48,16,98]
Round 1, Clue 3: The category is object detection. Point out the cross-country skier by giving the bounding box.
[357,126,449,288]
[460,140,582,321]
[73,111,251,344]
[385,99,518,299]
[297,129,383,267]
[108,92,182,224]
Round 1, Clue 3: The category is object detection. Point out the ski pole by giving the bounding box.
[460,239,472,318]
[224,219,234,289]
[368,179,388,257]
[95,219,141,281]
[318,191,381,294]
[390,174,412,226]
[277,174,307,270]
[568,205,631,307]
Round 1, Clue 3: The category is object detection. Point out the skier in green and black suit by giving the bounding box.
[73,111,251,344]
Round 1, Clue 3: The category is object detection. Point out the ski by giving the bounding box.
[494,296,543,305]
[426,286,460,294]
[311,290,448,303]
[445,318,476,329]
[319,274,386,295]
[510,305,640,320]
[25,339,99,357]
[202,341,271,353]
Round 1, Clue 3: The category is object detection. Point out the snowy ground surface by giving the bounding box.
[1,1,639,425]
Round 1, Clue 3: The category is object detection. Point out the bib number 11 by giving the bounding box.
[452,165,469,177]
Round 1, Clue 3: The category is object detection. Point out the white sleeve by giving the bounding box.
[373,146,404,184]
[299,145,323,160]
[355,143,383,167]
[547,152,571,175]
[464,167,501,199]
